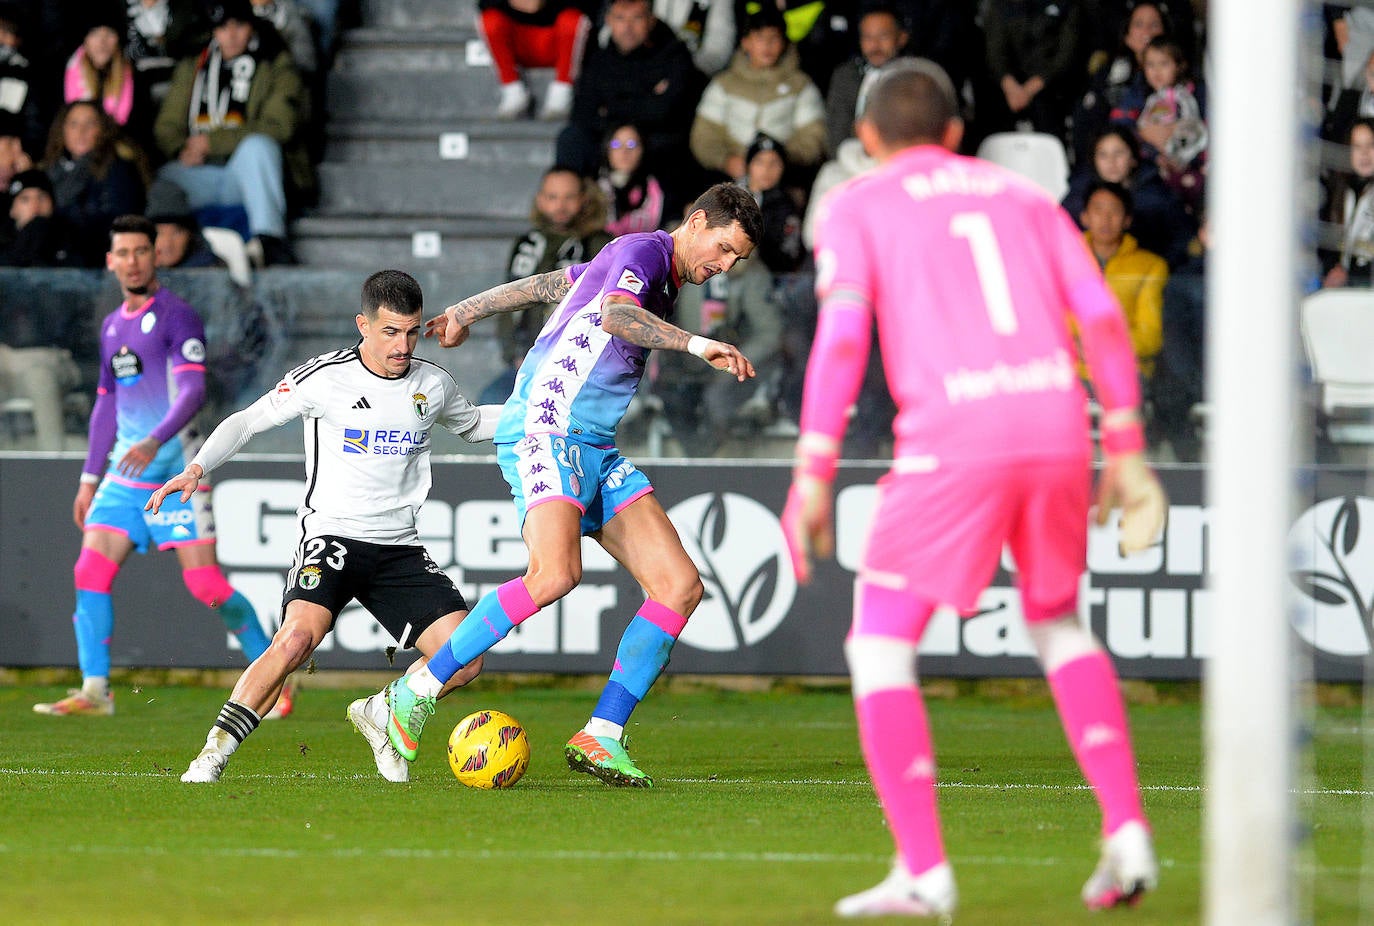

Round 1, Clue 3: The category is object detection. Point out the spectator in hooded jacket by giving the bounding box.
[690,8,827,185]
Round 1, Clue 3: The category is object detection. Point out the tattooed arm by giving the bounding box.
[602,295,758,383]
[424,269,573,348]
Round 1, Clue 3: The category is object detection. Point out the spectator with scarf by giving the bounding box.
[152,0,309,266]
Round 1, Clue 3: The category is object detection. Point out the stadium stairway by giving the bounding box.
[293,0,560,275]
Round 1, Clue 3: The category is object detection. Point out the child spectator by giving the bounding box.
[477,0,594,120]
[689,8,827,185]
[598,123,667,235]
[1080,180,1168,382]
[1132,35,1207,209]
[739,132,803,273]
[1072,1,1167,164]
[43,100,147,267]
[64,9,136,126]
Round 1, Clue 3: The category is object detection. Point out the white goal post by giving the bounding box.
[1203,0,1302,923]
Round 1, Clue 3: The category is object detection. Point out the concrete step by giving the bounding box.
[323,119,557,165]
[314,161,546,217]
[292,215,526,274]
[359,0,480,30]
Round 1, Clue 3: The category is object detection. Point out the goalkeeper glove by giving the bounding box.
[1094,451,1168,555]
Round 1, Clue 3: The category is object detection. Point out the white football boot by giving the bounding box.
[1081,820,1158,909]
[835,860,956,919]
[181,747,228,783]
[348,694,410,783]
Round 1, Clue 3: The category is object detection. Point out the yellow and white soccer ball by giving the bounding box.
[446,709,530,789]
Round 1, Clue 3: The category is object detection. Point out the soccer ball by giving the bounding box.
[446,709,530,789]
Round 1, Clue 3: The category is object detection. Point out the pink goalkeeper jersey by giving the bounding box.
[810,144,1140,466]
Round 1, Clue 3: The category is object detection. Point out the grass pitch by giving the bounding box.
[0,680,1362,925]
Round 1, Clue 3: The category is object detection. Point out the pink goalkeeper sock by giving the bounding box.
[1047,650,1146,835]
[853,687,946,875]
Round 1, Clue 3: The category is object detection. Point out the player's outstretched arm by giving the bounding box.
[426,269,573,348]
[147,463,203,513]
[601,299,756,382]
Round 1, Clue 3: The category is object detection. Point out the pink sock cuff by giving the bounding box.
[497,578,540,624]
[183,564,235,607]
[638,599,688,637]
[73,547,119,593]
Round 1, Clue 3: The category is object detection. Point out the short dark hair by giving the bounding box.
[862,59,959,147]
[108,214,156,249]
[688,182,763,248]
[1084,179,1135,217]
[362,269,424,318]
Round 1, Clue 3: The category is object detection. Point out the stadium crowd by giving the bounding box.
[1,0,1368,461]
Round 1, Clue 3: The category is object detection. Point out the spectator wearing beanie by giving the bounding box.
[145,178,225,269]
[64,6,136,125]
[739,132,803,273]
[0,168,81,266]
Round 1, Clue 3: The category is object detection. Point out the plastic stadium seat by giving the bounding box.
[1301,287,1374,442]
[976,131,1071,201]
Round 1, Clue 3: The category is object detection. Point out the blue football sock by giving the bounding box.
[74,590,114,679]
[217,591,271,662]
[592,614,678,725]
[426,580,538,684]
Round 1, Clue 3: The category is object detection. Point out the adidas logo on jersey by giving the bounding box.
[352,397,371,409]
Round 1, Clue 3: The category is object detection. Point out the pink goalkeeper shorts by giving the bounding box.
[860,456,1090,614]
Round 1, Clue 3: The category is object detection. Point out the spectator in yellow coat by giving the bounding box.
[1081,179,1167,380]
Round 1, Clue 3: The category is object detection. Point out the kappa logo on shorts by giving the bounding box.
[298,565,322,590]
[616,269,645,294]
[343,429,369,454]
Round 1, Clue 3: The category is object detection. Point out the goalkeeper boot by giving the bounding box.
[348,694,409,783]
[181,746,228,784]
[835,860,956,919]
[385,676,436,762]
[33,688,114,716]
[1081,819,1157,909]
[564,730,653,787]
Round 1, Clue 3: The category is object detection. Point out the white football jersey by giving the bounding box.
[261,347,484,545]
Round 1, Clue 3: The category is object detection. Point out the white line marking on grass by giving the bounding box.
[0,768,1366,796]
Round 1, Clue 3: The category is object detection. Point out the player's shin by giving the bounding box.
[412,578,540,696]
[1032,616,1146,835]
[586,601,687,738]
[72,547,118,685]
[846,633,948,877]
[185,566,272,662]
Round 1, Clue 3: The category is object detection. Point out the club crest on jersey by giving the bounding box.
[141,312,157,334]
[412,392,429,418]
[343,429,369,454]
[616,269,645,294]
[298,566,321,590]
